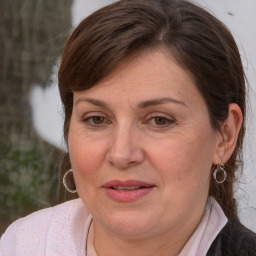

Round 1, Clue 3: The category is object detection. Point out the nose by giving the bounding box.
[106,125,145,169]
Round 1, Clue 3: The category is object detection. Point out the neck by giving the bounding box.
[93,218,200,256]
[95,228,181,256]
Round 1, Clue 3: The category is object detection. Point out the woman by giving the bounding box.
[1,0,256,255]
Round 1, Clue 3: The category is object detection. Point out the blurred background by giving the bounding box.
[0,0,256,235]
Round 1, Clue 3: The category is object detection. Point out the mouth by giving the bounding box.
[110,186,145,191]
[103,180,155,202]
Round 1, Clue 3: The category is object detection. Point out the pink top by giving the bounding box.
[0,197,227,256]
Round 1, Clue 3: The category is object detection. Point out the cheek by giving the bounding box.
[68,124,106,183]
[150,139,213,218]
[68,135,107,205]
[70,140,104,174]
[149,133,215,186]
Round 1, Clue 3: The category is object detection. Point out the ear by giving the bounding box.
[212,103,243,165]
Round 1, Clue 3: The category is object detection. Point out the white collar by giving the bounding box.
[178,197,227,256]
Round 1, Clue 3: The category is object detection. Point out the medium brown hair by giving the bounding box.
[58,0,246,220]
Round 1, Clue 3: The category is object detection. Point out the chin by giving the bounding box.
[99,211,156,237]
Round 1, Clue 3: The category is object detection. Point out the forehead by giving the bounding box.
[73,49,203,108]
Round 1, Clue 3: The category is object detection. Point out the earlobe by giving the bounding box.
[212,103,243,165]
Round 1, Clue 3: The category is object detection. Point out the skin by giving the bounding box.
[68,48,242,256]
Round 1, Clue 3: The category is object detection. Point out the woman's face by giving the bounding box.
[68,49,220,240]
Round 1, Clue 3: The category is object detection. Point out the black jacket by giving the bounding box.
[206,221,256,255]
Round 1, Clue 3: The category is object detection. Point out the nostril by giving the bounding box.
[106,138,145,169]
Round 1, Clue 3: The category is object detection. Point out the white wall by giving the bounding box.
[30,0,256,231]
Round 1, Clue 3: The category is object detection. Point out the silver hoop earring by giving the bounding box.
[213,164,227,184]
[63,169,77,193]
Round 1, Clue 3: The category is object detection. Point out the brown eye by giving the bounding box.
[92,116,105,124]
[83,115,108,126]
[146,115,175,127]
[154,117,168,125]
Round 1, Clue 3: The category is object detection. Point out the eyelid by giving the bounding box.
[144,112,175,120]
[82,111,106,119]
[82,112,111,126]
[143,112,176,126]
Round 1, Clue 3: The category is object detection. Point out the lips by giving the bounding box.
[103,180,155,202]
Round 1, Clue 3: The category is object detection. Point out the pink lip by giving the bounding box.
[103,179,155,202]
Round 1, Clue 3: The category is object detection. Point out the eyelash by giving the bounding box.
[82,114,175,128]
[145,115,175,127]
[82,115,110,127]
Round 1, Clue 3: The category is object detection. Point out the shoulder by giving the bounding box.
[207,221,256,256]
[0,199,90,256]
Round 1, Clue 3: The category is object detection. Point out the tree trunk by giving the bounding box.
[0,0,73,234]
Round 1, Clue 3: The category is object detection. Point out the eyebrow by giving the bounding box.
[75,96,187,108]
[75,97,109,108]
[138,97,187,108]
